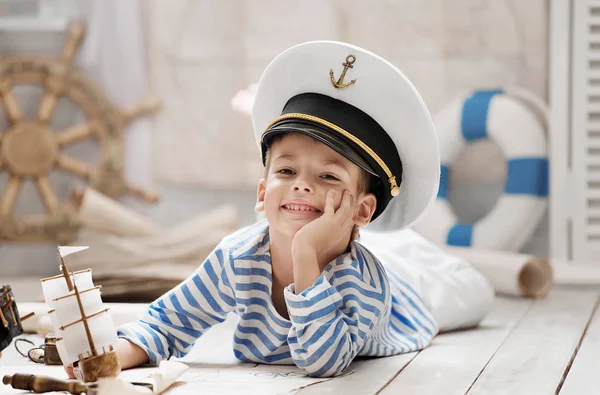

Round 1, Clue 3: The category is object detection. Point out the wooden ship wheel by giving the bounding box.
[0,22,159,243]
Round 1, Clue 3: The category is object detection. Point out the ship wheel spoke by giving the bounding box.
[0,80,23,124]
[37,91,59,124]
[122,95,161,124]
[37,25,86,125]
[36,175,59,215]
[60,23,85,66]
[0,176,22,216]
[56,121,96,147]
[56,154,92,179]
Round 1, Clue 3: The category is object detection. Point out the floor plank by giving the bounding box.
[379,297,533,395]
[557,296,600,395]
[293,352,418,395]
[3,288,598,395]
[466,289,599,395]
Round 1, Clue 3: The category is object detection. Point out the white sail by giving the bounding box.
[53,287,104,328]
[61,311,119,363]
[40,270,94,309]
[47,310,74,363]
[48,309,61,335]
[56,338,77,365]
[58,246,89,258]
[88,312,119,354]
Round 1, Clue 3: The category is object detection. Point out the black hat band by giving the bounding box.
[263,112,400,197]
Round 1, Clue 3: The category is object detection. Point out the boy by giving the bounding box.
[68,41,493,378]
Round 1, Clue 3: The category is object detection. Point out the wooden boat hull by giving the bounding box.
[73,350,121,383]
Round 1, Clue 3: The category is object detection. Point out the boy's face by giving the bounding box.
[255,133,377,238]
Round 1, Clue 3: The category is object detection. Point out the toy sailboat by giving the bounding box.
[39,246,120,382]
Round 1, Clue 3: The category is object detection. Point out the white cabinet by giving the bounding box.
[550,0,600,282]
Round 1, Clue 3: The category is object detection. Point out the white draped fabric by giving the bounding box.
[74,0,153,190]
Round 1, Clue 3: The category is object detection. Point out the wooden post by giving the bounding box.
[0,309,7,328]
[0,286,10,327]
[7,300,16,326]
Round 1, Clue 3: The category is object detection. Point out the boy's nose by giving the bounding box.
[292,180,313,193]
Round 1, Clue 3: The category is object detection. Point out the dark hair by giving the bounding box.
[264,133,372,194]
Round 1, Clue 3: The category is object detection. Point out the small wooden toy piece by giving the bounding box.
[43,334,63,365]
[0,284,34,352]
[2,373,154,395]
[39,246,121,382]
[2,373,87,395]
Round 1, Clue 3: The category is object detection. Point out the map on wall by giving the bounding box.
[147,0,547,189]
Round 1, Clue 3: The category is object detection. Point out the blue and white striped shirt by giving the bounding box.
[117,220,438,377]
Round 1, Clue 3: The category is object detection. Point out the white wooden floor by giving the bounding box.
[1,286,599,395]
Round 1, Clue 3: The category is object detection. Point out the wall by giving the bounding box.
[0,0,548,277]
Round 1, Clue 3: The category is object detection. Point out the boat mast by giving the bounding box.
[58,247,73,292]
[57,246,96,357]
[73,282,97,357]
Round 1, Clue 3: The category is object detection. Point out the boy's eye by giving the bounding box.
[321,174,339,181]
[277,168,295,175]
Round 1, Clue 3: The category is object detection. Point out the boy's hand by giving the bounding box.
[64,364,75,379]
[63,338,149,379]
[292,189,355,266]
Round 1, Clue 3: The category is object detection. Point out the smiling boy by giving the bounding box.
[259,131,378,308]
[65,41,493,378]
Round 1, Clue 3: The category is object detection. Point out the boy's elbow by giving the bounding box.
[302,361,352,378]
[294,353,352,378]
[290,331,356,377]
[304,367,346,378]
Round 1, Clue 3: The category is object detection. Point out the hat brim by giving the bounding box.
[262,122,379,178]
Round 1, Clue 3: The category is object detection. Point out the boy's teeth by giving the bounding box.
[286,204,313,211]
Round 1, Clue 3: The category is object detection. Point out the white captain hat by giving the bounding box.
[252,40,440,231]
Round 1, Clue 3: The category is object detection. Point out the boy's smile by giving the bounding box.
[281,199,321,216]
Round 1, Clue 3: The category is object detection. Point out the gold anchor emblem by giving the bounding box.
[330,55,357,89]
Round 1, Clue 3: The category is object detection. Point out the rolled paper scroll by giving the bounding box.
[93,360,189,395]
[67,224,235,274]
[69,187,161,237]
[443,246,553,298]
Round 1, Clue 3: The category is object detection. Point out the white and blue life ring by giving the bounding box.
[413,88,549,252]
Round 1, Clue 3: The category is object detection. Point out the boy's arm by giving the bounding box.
[115,243,236,368]
[284,247,389,378]
[117,338,150,369]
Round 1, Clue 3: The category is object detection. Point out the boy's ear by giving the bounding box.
[353,193,377,227]
[255,178,266,212]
